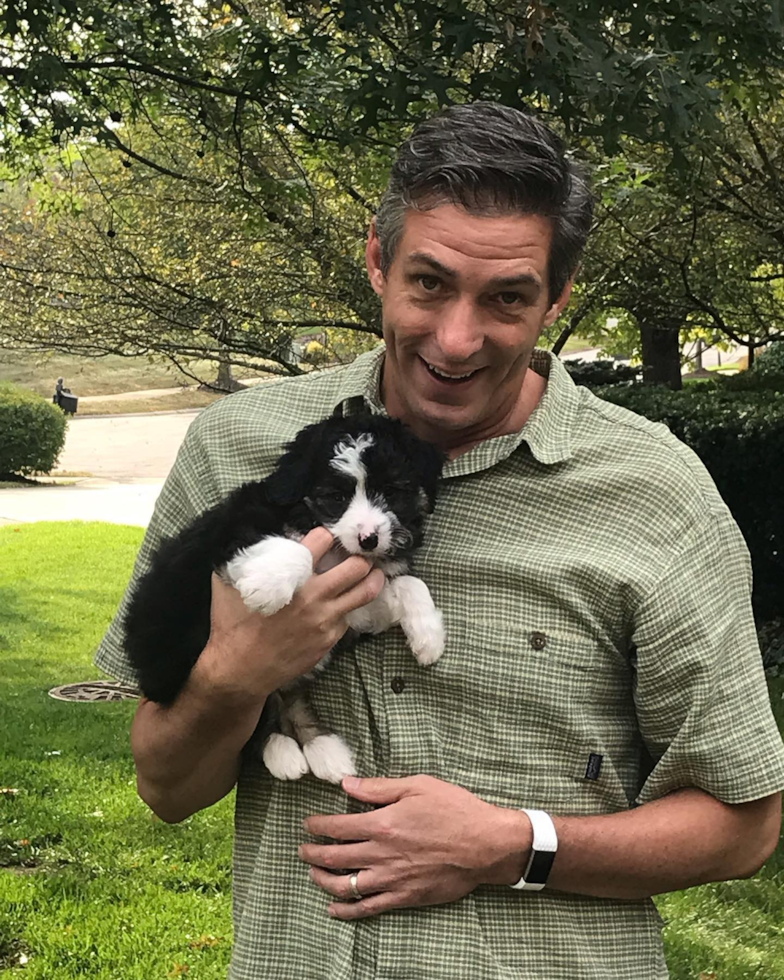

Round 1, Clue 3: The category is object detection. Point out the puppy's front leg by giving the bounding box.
[387,576,445,666]
[223,536,312,616]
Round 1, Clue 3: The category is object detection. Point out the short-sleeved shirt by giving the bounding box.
[96,344,784,980]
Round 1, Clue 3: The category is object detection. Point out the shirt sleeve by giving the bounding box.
[93,416,221,686]
[632,505,784,806]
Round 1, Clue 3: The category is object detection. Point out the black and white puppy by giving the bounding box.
[124,413,445,784]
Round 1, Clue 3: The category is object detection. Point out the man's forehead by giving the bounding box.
[396,205,552,282]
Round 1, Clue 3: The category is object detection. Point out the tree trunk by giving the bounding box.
[640,321,682,390]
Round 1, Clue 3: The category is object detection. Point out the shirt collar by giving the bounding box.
[332,344,578,475]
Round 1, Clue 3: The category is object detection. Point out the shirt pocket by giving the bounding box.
[437,620,634,816]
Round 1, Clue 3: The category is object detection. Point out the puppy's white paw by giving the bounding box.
[263,734,310,780]
[410,609,445,666]
[303,734,356,784]
[224,537,313,616]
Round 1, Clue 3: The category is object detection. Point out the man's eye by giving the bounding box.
[496,291,523,306]
[418,275,440,292]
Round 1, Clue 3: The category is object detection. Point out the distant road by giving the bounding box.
[56,410,201,481]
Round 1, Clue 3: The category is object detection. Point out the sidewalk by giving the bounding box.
[0,479,164,527]
[0,409,200,527]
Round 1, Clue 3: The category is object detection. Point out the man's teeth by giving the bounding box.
[426,361,476,379]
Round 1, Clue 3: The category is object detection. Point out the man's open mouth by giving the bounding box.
[421,357,482,384]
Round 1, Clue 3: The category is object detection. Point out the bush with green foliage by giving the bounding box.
[0,381,67,476]
[753,342,784,377]
[564,358,641,387]
[597,381,783,626]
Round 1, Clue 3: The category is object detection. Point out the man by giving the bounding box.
[96,102,784,979]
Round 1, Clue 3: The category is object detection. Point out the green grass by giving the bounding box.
[0,523,233,978]
[1,522,783,978]
[0,350,267,399]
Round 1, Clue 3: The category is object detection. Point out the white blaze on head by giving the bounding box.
[328,433,393,555]
[330,433,375,487]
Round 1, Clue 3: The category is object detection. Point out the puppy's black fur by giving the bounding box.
[124,413,443,706]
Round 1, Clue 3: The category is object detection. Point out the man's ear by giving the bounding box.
[365,218,385,297]
[543,277,575,329]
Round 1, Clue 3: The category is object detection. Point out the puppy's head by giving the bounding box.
[265,413,444,559]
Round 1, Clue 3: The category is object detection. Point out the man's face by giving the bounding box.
[366,205,572,446]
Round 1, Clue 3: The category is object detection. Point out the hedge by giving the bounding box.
[596,381,783,628]
[0,381,68,476]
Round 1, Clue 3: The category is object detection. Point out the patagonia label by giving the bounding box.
[584,753,603,781]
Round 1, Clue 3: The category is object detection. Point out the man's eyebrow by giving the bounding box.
[406,252,542,291]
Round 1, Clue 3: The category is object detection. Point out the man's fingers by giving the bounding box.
[298,526,335,566]
[331,567,385,617]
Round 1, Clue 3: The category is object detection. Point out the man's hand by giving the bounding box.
[196,527,385,705]
[299,775,531,920]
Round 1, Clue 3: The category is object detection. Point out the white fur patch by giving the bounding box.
[389,575,445,666]
[223,536,313,615]
[303,734,356,784]
[330,434,374,485]
[329,487,393,557]
[263,733,310,780]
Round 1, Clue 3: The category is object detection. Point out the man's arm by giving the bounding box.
[299,775,782,918]
[540,786,782,898]
[131,528,385,824]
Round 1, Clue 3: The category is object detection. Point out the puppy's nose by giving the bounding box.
[359,532,378,552]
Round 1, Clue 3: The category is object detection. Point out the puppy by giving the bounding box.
[124,413,445,784]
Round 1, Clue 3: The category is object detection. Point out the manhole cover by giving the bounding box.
[48,680,140,702]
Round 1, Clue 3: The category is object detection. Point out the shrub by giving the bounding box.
[564,357,640,387]
[0,382,68,476]
[753,342,784,378]
[596,383,784,626]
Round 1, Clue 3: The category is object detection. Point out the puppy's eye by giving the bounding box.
[384,484,409,496]
[321,490,349,503]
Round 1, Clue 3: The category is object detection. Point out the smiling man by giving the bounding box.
[96,102,784,980]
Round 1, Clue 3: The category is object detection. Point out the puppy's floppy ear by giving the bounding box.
[264,419,328,507]
[395,423,445,514]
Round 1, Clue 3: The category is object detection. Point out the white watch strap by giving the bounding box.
[511,808,558,891]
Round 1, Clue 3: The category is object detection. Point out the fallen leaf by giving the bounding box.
[0,788,20,795]
[188,935,223,950]
[168,964,190,977]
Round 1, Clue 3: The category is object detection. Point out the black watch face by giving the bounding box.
[526,849,556,885]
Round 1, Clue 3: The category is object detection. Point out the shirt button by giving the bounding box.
[530,632,547,651]
[390,676,406,694]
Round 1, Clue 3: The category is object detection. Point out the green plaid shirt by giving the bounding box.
[96,344,784,980]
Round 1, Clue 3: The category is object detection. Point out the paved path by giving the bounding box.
[0,479,164,528]
[0,411,200,527]
[55,410,200,480]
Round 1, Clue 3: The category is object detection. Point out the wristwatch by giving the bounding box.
[511,808,558,891]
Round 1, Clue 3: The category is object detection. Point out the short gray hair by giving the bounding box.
[375,102,594,303]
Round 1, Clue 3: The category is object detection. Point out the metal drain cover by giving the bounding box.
[48,680,140,702]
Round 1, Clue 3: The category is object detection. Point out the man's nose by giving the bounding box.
[435,298,484,360]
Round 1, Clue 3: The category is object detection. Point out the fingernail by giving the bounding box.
[343,776,360,792]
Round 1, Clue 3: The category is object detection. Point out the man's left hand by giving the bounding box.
[299,774,531,920]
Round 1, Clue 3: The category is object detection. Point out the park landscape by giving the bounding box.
[2,1,784,977]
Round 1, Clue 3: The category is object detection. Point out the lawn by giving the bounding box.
[1,522,782,978]
[0,523,233,979]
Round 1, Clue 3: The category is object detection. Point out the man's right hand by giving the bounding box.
[194,527,385,705]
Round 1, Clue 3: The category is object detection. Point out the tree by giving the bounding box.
[2,1,783,378]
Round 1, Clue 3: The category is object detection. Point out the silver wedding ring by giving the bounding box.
[349,872,362,901]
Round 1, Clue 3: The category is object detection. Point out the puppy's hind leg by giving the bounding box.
[261,692,310,781]
[285,688,356,785]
